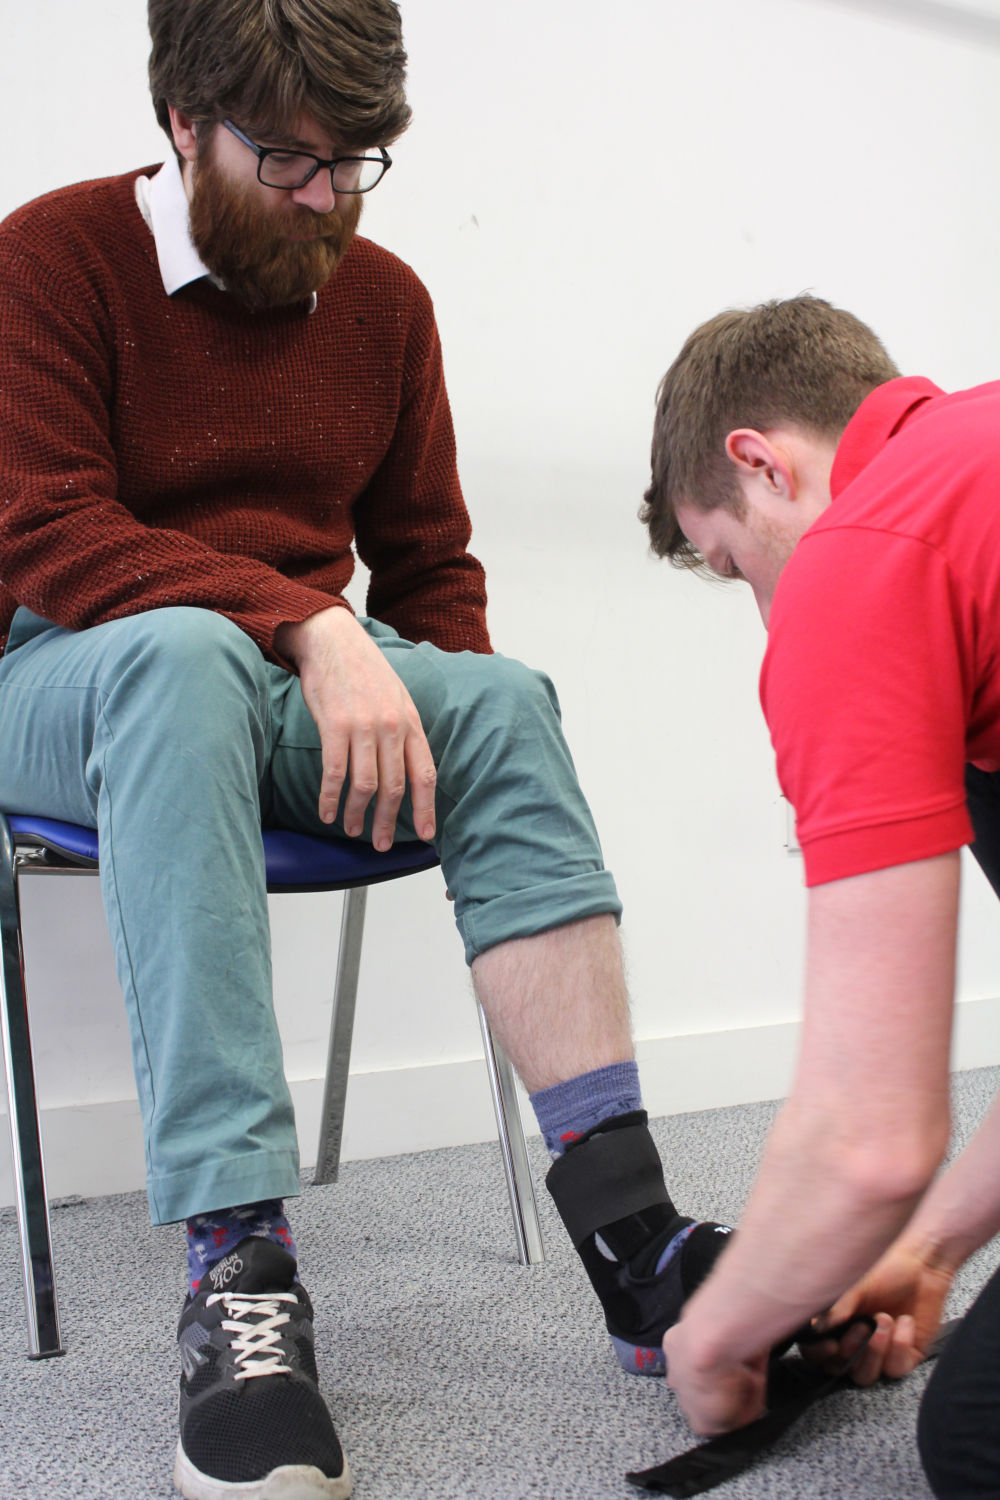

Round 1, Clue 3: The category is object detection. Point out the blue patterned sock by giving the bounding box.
[530,1060,643,1157]
[185,1200,297,1293]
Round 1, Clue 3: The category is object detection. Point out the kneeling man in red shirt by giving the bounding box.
[642,294,1000,1500]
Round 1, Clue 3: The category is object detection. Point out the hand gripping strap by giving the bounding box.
[626,1317,878,1496]
[545,1122,669,1248]
[626,1315,964,1497]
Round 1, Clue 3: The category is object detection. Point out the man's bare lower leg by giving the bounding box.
[470,913,633,1093]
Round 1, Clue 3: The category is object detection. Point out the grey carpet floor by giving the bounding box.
[3,1067,999,1500]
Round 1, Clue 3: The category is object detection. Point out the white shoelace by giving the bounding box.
[206,1290,299,1381]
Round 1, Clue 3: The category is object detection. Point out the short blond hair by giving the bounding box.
[148,0,411,155]
[640,295,899,569]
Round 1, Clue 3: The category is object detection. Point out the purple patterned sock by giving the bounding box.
[530,1060,642,1157]
[185,1199,297,1293]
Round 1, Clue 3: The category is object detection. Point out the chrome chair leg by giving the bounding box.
[313,887,367,1185]
[477,1001,545,1266]
[311,883,544,1265]
[0,814,64,1357]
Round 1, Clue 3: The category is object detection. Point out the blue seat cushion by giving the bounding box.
[5,815,439,892]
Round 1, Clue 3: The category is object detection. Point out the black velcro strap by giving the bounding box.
[545,1123,669,1248]
[626,1315,963,1496]
[626,1317,875,1496]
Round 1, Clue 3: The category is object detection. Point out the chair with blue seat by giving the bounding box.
[0,811,544,1359]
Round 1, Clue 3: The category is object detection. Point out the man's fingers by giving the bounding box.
[368,721,436,851]
[339,730,379,836]
[369,733,408,852]
[843,1313,923,1386]
[302,645,434,845]
[405,731,437,844]
[803,1310,889,1381]
[806,1308,924,1386]
[846,1313,893,1386]
[318,731,350,826]
[882,1315,923,1380]
[320,718,434,848]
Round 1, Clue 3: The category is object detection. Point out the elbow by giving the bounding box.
[780,1096,950,1214]
[835,1121,949,1212]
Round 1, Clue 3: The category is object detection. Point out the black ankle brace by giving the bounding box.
[545,1110,682,1259]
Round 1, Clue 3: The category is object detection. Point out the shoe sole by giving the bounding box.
[174,1444,352,1500]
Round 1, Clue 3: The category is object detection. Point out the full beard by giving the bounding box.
[188,150,363,311]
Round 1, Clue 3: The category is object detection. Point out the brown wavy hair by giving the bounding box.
[640,295,899,570]
[148,0,411,155]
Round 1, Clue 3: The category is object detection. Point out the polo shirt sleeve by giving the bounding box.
[760,526,974,886]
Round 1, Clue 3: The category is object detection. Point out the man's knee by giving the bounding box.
[458,652,562,732]
[117,608,266,693]
[122,605,259,661]
[101,608,271,749]
[427,652,590,837]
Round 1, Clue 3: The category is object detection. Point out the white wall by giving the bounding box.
[3,0,1000,1205]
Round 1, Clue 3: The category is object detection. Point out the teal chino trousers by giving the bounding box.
[0,606,621,1223]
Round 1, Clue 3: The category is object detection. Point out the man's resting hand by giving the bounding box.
[275,607,436,850]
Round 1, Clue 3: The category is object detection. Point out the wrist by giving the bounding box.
[897,1225,966,1280]
[675,1288,751,1374]
[680,1259,814,1368]
[275,604,352,663]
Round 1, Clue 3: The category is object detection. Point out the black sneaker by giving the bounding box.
[174,1236,351,1500]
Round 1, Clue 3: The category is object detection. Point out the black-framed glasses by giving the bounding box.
[222,120,392,194]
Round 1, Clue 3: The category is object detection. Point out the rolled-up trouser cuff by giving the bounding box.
[457,870,623,964]
[147,1148,302,1226]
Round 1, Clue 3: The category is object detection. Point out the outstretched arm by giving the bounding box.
[663,852,958,1435]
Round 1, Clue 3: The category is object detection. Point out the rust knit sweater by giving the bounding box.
[0,168,490,659]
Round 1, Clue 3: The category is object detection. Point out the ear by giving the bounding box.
[167,105,200,165]
[724,429,796,499]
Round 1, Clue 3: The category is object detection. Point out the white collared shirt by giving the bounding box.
[134,154,318,312]
[135,153,212,295]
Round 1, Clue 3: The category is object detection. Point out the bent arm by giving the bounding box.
[665,853,958,1428]
[353,285,489,654]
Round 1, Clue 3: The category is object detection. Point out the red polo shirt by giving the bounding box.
[761,376,1000,885]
